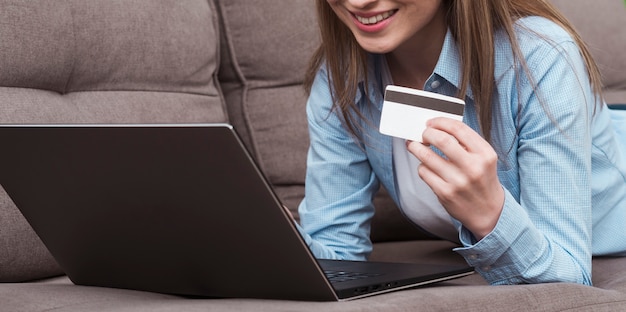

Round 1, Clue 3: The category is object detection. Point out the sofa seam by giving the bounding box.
[207,0,230,125]
[62,3,78,95]
[213,0,261,161]
[4,86,222,98]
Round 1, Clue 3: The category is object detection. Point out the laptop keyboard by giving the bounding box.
[324,270,381,283]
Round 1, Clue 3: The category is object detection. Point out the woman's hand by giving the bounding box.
[406,117,505,240]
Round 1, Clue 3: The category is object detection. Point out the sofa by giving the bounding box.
[1,0,625,311]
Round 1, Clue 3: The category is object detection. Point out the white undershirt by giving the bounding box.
[392,138,459,242]
[381,58,459,242]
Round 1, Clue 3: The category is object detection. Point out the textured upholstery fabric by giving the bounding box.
[552,0,626,104]
[215,0,314,220]
[0,0,226,282]
[215,0,315,183]
[215,0,429,242]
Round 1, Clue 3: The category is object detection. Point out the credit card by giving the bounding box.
[379,85,465,142]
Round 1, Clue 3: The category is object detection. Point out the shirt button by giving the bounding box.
[482,266,491,271]
[468,254,479,260]
[430,80,441,89]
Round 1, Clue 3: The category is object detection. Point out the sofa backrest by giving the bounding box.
[0,0,226,282]
[552,0,626,104]
[215,0,314,198]
[214,0,430,243]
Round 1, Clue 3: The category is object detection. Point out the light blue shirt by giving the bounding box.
[298,16,626,285]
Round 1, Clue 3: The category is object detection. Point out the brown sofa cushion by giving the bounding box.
[215,0,314,184]
[552,0,626,104]
[215,0,322,219]
[0,0,225,282]
[215,0,429,242]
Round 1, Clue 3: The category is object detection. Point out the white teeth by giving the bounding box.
[356,10,394,25]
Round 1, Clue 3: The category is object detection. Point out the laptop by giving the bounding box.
[0,123,473,301]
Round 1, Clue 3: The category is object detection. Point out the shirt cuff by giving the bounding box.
[294,221,345,260]
[453,191,545,284]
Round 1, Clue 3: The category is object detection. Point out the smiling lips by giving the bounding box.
[354,10,397,25]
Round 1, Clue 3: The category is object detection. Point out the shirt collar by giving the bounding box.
[356,29,473,107]
[432,29,473,100]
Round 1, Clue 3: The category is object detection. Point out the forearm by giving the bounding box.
[297,164,379,261]
[298,67,378,261]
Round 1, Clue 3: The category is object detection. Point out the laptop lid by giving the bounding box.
[0,123,473,301]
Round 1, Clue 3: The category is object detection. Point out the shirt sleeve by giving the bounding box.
[296,67,379,261]
[454,38,594,285]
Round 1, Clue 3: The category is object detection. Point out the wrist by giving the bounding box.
[468,187,505,240]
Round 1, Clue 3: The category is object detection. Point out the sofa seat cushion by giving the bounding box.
[0,0,225,282]
[2,241,626,311]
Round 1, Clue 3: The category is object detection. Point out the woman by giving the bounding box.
[296,0,626,285]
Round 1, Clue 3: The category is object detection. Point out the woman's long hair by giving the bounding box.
[304,0,603,143]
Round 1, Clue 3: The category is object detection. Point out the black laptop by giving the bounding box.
[0,123,473,301]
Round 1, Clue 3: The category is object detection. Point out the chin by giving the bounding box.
[362,47,393,54]
[357,41,395,54]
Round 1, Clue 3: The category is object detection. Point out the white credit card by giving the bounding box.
[379,85,465,142]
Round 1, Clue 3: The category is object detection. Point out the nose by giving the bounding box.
[345,0,378,9]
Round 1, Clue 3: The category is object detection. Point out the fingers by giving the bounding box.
[414,155,447,196]
[282,204,294,219]
[405,117,504,239]
[406,117,497,185]
[426,117,490,152]
[422,117,492,164]
[406,139,460,185]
